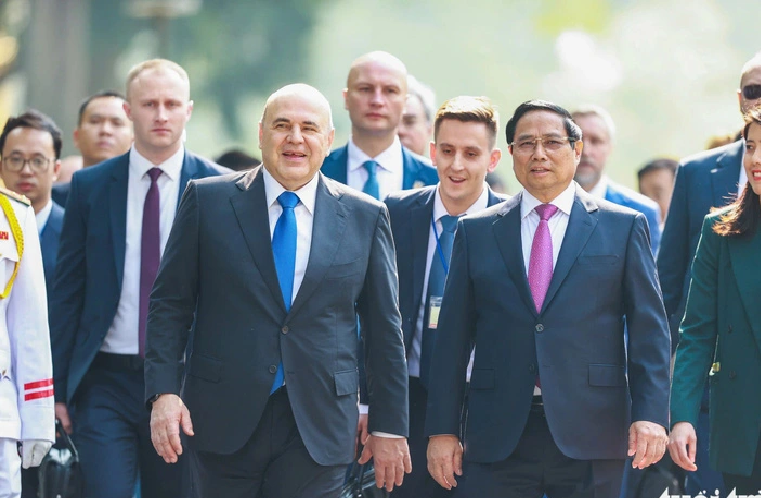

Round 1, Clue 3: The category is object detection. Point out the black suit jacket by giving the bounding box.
[51,182,69,207]
[50,150,229,404]
[425,186,671,463]
[40,201,64,304]
[385,185,508,354]
[144,168,409,465]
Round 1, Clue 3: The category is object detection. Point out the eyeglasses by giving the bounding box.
[1,155,52,173]
[742,84,761,101]
[509,136,575,154]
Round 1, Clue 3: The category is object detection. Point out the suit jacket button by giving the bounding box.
[727,325,732,334]
[529,363,536,373]
[535,324,544,333]
[729,371,737,379]
[281,326,289,334]
[269,365,277,374]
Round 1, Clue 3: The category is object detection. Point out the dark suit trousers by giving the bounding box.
[192,387,345,498]
[392,376,452,498]
[74,355,186,498]
[455,406,624,498]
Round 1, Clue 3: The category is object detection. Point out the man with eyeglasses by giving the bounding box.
[658,51,761,496]
[425,100,671,498]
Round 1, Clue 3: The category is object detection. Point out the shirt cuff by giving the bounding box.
[359,404,369,414]
[371,432,404,438]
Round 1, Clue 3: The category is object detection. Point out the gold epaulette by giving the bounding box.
[0,187,30,206]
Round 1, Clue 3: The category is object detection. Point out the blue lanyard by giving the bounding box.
[431,215,450,276]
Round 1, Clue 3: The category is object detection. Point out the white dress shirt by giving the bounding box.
[35,200,53,236]
[520,181,576,395]
[101,146,184,354]
[347,137,404,200]
[409,185,489,382]
[262,168,318,304]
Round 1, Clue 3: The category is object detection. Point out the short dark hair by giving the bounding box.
[214,148,261,171]
[637,158,678,182]
[0,109,63,159]
[505,100,582,146]
[77,90,126,126]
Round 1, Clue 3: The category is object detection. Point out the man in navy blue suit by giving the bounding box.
[384,96,507,498]
[426,100,671,498]
[50,59,229,498]
[660,51,761,496]
[321,51,438,198]
[571,106,661,255]
[0,109,66,498]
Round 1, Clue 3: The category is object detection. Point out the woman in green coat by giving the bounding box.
[669,105,761,494]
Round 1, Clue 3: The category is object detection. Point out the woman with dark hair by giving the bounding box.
[668,105,761,493]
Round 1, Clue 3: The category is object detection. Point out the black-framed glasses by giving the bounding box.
[742,84,761,101]
[508,136,575,154]
[1,155,52,172]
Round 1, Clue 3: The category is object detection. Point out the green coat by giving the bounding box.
[671,209,761,476]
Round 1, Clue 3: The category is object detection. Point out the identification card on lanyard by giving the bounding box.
[428,216,450,329]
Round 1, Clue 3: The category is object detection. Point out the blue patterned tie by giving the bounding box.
[270,191,299,394]
[420,215,459,388]
[362,160,380,199]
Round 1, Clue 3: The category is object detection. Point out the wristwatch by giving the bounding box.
[148,394,164,405]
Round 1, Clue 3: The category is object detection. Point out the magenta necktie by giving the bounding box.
[139,167,162,358]
[529,203,558,314]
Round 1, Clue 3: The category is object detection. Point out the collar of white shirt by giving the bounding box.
[587,174,609,199]
[35,199,53,235]
[262,167,319,215]
[433,183,490,221]
[520,182,576,219]
[129,145,184,181]
[347,135,403,174]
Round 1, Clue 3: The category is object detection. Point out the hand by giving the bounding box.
[150,394,194,464]
[54,402,72,434]
[668,421,698,471]
[427,434,463,490]
[358,435,412,492]
[21,440,52,468]
[355,413,369,456]
[628,420,668,469]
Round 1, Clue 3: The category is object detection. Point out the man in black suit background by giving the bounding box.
[384,96,507,498]
[145,83,411,498]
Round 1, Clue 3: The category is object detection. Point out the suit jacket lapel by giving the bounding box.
[543,188,598,312]
[230,168,286,317]
[289,174,349,317]
[410,189,435,315]
[711,141,744,206]
[178,151,200,206]
[493,193,536,314]
[323,146,349,184]
[109,156,129,287]
[729,228,761,344]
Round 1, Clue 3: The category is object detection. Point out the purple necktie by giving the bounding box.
[139,167,162,358]
[529,203,558,314]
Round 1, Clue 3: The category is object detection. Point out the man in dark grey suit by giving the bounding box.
[145,84,411,498]
[425,100,671,498]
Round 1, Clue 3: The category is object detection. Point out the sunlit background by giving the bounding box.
[0,0,755,191]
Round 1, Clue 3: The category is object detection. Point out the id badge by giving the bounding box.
[428,296,443,329]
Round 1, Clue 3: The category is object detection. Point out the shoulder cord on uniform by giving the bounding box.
[0,195,23,299]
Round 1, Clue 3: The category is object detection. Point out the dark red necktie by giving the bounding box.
[139,167,162,358]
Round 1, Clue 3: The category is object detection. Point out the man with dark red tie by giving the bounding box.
[49,59,228,498]
[425,100,672,498]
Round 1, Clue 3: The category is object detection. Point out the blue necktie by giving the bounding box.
[362,160,380,199]
[270,191,299,394]
[420,215,458,388]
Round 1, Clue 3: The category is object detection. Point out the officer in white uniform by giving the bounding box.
[0,187,54,498]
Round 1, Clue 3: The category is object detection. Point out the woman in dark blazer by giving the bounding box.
[669,105,761,493]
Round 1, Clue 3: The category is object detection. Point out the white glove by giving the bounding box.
[21,439,52,469]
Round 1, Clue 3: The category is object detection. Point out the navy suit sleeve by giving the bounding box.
[50,175,87,402]
[424,219,474,438]
[623,214,671,428]
[144,181,201,403]
[357,204,409,436]
[657,164,691,347]
[646,205,662,255]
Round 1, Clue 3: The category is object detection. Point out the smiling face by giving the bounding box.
[259,86,335,191]
[744,121,761,196]
[431,119,500,214]
[510,110,582,203]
